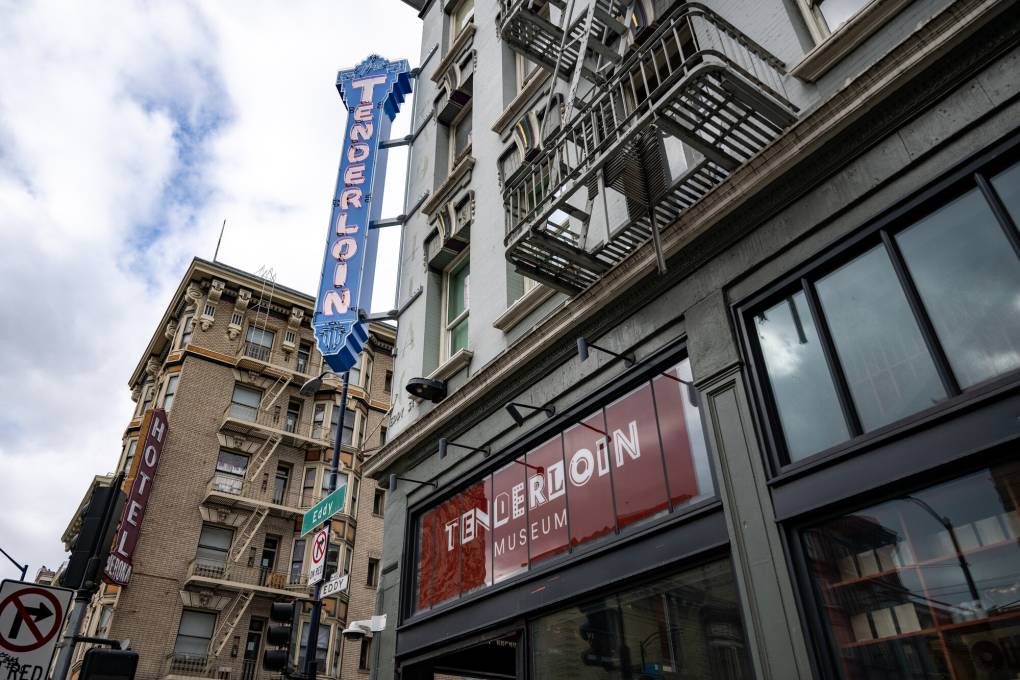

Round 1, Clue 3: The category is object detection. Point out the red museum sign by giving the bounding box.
[414,359,712,612]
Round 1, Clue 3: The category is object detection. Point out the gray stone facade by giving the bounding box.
[370,0,1020,678]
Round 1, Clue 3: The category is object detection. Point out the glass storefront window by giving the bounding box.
[896,188,1020,388]
[801,460,1020,679]
[412,358,715,613]
[751,157,1020,465]
[529,558,753,680]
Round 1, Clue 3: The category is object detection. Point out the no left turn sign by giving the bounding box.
[308,526,329,587]
[0,580,73,678]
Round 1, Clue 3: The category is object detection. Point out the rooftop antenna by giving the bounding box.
[213,219,226,262]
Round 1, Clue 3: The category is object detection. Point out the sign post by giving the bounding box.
[0,580,73,680]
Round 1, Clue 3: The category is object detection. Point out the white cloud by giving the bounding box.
[0,0,421,581]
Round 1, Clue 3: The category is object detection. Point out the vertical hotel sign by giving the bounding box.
[104,408,168,585]
[313,55,412,372]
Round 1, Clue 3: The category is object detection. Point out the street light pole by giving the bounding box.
[0,546,28,581]
[302,372,350,680]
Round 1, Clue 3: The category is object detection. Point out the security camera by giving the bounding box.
[342,615,387,640]
[342,621,372,640]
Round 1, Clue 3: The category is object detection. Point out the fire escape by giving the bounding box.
[498,0,798,294]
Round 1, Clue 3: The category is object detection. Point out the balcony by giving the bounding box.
[221,402,331,450]
[164,656,286,680]
[499,0,625,81]
[203,473,333,518]
[502,2,797,294]
[235,341,318,381]
[184,559,309,598]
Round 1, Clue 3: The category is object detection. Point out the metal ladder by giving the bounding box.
[211,591,255,657]
[230,506,269,564]
[249,266,278,361]
[246,433,283,487]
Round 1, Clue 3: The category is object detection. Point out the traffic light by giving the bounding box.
[80,648,139,680]
[263,601,297,672]
[62,483,124,590]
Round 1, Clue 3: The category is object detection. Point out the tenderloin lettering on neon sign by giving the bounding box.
[313,56,412,373]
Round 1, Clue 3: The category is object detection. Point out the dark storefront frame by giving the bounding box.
[734,132,1020,678]
[395,339,745,673]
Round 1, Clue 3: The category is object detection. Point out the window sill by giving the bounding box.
[429,348,474,382]
[430,22,475,83]
[791,0,913,82]
[491,69,551,136]
[492,285,556,332]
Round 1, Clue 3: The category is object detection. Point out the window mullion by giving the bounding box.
[800,278,864,437]
[975,172,1020,258]
[879,230,961,397]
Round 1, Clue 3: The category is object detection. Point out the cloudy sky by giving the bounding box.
[0,0,422,582]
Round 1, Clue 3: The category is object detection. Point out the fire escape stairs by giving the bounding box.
[246,433,283,486]
[230,506,269,564]
[211,591,255,658]
[501,2,799,295]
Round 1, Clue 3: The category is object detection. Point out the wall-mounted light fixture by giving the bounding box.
[576,337,635,367]
[505,402,556,426]
[438,438,489,460]
[405,377,447,403]
[388,474,438,493]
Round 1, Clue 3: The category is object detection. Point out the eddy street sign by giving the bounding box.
[302,484,347,537]
[0,580,73,680]
[308,527,330,587]
[321,573,348,599]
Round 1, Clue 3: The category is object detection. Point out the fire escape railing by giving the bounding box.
[501,2,799,294]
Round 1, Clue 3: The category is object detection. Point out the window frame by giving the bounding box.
[442,249,470,361]
[737,133,1020,479]
[448,0,474,48]
[177,314,194,350]
[448,105,473,173]
[161,374,180,411]
[230,384,263,422]
[120,438,138,474]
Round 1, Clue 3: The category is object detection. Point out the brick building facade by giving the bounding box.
[61,258,394,680]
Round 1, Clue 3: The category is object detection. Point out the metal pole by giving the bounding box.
[0,546,27,581]
[52,472,125,680]
[303,373,350,680]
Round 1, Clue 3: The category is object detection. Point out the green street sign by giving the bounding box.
[302,484,347,536]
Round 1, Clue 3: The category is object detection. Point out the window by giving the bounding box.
[213,450,248,494]
[321,472,347,505]
[196,524,232,574]
[749,158,1020,465]
[301,468,317,507]
[366,558,380,587]
[244,325,275,361]
[449,109,472,171]
[273,463,290,505]
[349,476,360,520]
[174,610,215,660]
[121,438,138,474]
[229,385,262,421]
[161,375,180,411]
[358,637,372,671]
[342,409,356,446]
[297,341,312,374]
[414,359,712,610]
[230,311,243,327]
[290,539,306,582]
[799,460,1020,679]
[284,329,297,346]
[383,370,393,394]
[285,399,302,433]
[379,426,387,447]
[177,315,193,349]
[349,356,362,386]
[443,252,470,358]
[311,402,327,440]
[529,559,752,680]
[450,0,474,45]
[362,353,373,389]
[298,621,330,673]
[203,302,216,318]
[514,52,539,94]
[95,605,113,638]
[357,413,366,450]
[808,0,869,34]
[331,404,341,442]
[139,381,154,415]
[373,489,386,516]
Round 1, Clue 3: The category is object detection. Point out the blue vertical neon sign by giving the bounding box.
[313,55,411,373]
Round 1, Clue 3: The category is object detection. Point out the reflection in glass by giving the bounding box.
[530,559,753,680]
[816,245,945,431]
[897,189,1020,387]
[991,160,1020,226]
[802,461,1020,679]
[755,291,848,461]
[817,0,868,32]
